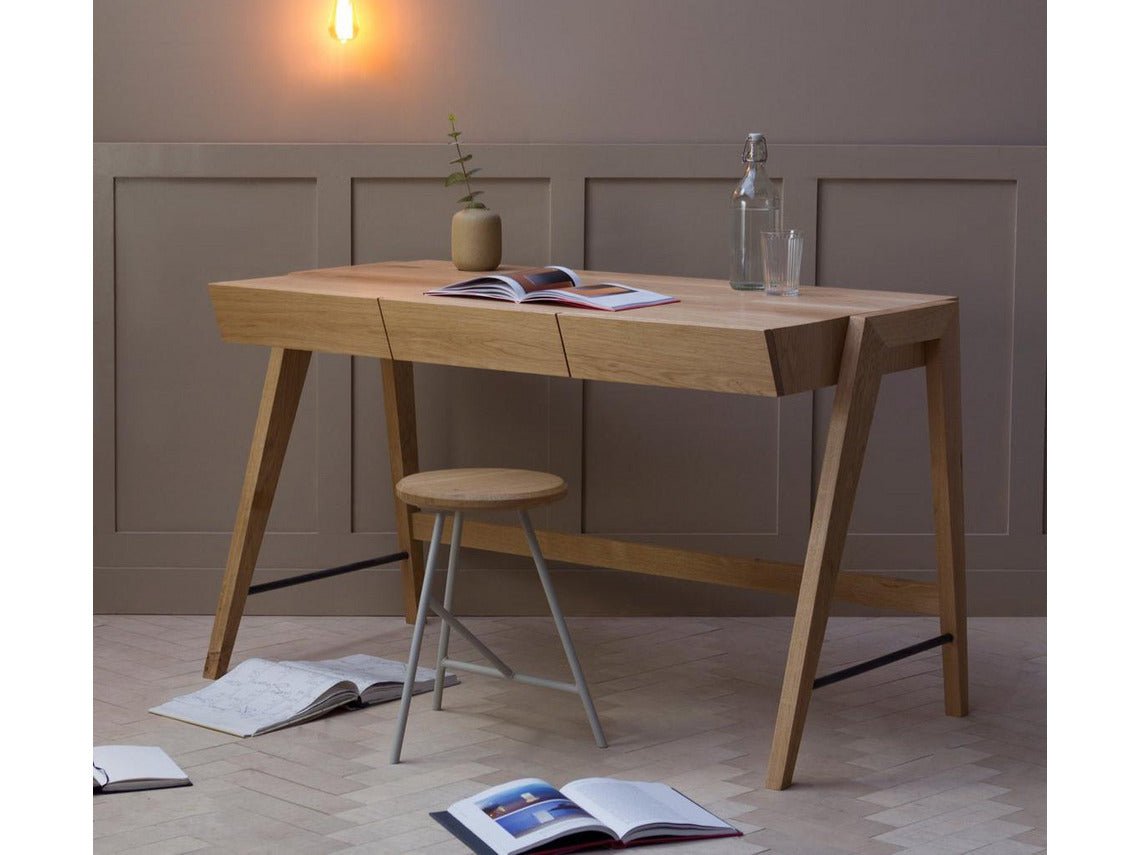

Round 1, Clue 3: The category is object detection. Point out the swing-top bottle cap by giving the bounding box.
[743,133,767,163]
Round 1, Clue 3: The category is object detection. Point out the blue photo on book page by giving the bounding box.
[477,781,593,838]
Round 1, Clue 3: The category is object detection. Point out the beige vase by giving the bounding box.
[451,208,502,271]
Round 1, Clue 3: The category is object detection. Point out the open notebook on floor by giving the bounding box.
[93,746,191,794]
[431,777,740,855]
[150,654,456,737]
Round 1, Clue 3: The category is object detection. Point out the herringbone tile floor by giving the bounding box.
[94,615,1045,854]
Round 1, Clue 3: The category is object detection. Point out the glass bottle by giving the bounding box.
[729,133,781,290]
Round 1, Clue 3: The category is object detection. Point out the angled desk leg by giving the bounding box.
[381,358,425,623]
[766,316,886,790]
[204,347,312,679]
[925,307,969,716]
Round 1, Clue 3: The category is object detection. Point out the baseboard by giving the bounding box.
[94,566,1046,617]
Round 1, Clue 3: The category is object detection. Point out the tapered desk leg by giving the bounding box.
[204,347,311,679]
[925,307,969,716]
[381,358,425,623]
[765,317,886,790]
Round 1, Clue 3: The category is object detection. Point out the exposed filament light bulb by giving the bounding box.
[330,0,359,43]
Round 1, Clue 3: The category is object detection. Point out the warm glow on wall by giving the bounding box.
[329,0,359,43]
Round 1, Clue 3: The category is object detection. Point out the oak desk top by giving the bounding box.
[210,259,954,396]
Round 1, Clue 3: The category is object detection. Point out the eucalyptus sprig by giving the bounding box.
[444,114,486,210]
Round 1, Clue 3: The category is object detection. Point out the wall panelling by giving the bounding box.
[94,144,1045,615]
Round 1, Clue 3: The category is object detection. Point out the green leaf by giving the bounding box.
[444,171,467,187]
[457,191,484,203]
[464,201,487,210]
[465,167,482,178]
[447,131,461,139]
[449,154,473,164]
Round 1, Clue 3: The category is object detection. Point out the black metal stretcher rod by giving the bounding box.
[813,633,954,690]
[248,552,409,595]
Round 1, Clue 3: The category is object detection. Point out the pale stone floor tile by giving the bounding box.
[963,843,1043,855]
[117,837,212,855]
[865,784,1013,827]
[637,837,769,854]
[209,783,355,836]
[95,820,213,853]
[858,763,1004,808]
[219,768,363,815]
[95,616,1045,853]
[886,841,980,855]
[873,803,1027,847]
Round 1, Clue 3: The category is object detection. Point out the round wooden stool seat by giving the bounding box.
[395,468,567,511]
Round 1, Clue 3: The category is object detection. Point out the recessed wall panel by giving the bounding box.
[585,177,758,278]
[584,179,779,535]
[351,364,557,532]
[352,178,550,266]
[815,179,1015,535]
[114,178,319,532]
[582,382,779,535]
[351,178,554,531]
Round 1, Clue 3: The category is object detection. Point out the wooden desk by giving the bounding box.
[205,259,968,790]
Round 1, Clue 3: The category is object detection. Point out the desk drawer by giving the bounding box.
[210,285,392,358]
[380,300,570,377]
[558,315,777,395]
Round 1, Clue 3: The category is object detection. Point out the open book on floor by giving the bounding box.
[426,266,679,311]
[94,746,191,794]
[431,777,740,855]
[150,654,456,737]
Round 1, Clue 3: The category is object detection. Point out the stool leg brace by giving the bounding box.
[390,510,608,764]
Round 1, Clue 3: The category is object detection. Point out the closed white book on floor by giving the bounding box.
[93,746,191,794]
[149,654,455,737]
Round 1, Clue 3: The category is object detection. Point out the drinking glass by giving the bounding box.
[760,230,804,296]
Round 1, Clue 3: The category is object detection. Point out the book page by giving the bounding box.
[428,272,530,300]
[287,654,456,705]
[561,778,735,842]
[93,746,188,788]
[285,654,436,694]
[447,777,614,855]
[149,658,355,737]
[514,267,579,293]
[427,267,580,302]
[522,279,678,311]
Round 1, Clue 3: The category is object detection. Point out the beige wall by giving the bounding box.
[94,0,1045,145]
[94,1,1046,616]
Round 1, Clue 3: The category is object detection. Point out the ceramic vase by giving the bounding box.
[451,208,502,271]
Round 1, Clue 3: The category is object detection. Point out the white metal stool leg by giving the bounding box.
[433,511,463,710]
[519,510,608,748]
[390,511,446,764]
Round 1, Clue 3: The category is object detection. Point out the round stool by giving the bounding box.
[389,468,607,763]
[395,467,567,511]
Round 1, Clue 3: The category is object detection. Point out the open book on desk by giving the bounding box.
[431,777,739,855]
[426,266,679,311]
[150,654,455,737]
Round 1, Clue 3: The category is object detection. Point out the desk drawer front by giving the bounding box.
[210,286,392,358]
[380,300,570,377]
[559,316,777,395]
